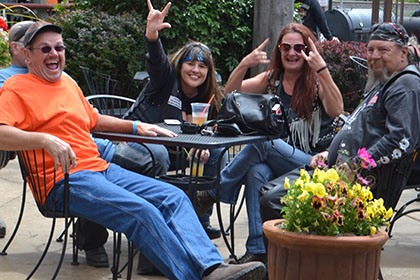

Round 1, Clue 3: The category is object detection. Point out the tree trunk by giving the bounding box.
[251,0,293,77]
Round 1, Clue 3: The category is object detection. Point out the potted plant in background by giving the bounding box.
[263,149,392,280]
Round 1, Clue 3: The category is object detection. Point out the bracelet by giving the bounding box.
[317,65,328,74]
[133,120,139,135]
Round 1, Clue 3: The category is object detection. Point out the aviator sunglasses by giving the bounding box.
[278,43,307,53]
[29,45,66,54]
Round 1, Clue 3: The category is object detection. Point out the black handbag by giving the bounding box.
[217,91,289,137]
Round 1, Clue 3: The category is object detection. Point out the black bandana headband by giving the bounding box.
[369,22,409,45]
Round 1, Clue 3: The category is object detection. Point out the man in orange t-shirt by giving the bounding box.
[0,21,266,280]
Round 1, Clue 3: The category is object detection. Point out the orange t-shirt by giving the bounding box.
[0,73,109,204]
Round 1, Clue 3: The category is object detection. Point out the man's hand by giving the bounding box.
[136,122,177,137]
[146,0,171,41]
[43,134,76,174]
[310,151,328,168]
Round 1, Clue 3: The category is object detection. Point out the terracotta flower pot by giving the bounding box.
[262,219,388,280]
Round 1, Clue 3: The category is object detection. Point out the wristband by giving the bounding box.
[133,120,139,135]
[317,65,328,74]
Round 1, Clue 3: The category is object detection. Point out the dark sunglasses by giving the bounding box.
[278,43,307,53]
[29,45,66,54]
[371,22,405,43]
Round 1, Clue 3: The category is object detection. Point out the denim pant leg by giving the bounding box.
[127,142,171,174]
[243,163,275,255]
[46,164,222,280]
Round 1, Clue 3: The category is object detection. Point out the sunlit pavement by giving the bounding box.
[1,158,420,279]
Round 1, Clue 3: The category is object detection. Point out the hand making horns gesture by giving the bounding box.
[146,0,172,41]
[300,37,328,74]
[240,38,271,69]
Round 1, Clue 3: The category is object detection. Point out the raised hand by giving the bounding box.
[240,38,270,68]
[146,0,172,41]
[300,37,327,74]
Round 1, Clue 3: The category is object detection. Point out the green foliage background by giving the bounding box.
[49,0,253,98]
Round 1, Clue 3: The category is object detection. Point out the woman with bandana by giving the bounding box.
[123,0,227,275]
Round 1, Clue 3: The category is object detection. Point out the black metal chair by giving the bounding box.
[80,66,118,95]
[86,94,135,118]
[367,151,419,280]
[16,149,78,279]
[350,55,368,91]
[86,94,138,280]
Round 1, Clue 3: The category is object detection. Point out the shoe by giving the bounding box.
[204,224,221,240]
[137,252,163,276]
[85,246,109,268]
[0,217,5,238]
[195,190,216,217]
[203,261,266,280]
[229,253,267,264]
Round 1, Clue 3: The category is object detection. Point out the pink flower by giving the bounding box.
[358,148,377,169]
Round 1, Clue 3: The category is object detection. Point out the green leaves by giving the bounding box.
[64,0,254,87]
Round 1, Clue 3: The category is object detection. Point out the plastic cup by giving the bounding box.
[191,102,209,126]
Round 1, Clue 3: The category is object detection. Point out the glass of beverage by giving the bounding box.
[190,158,204,176]
[191,102,209,126]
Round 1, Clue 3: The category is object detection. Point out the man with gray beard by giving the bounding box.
[260,22,420,223]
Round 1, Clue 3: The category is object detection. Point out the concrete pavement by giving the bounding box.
[1,158,420,279]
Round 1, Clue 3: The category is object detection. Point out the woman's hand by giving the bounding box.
[240,39,270,69]
[146,0,172,41]
[188,148,210,164]
[300,37,326,73]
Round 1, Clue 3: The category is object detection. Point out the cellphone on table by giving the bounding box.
[164,119,181,125]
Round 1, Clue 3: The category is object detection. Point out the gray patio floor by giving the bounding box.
[1,158,420,279]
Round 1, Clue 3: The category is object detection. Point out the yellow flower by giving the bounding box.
[300,168,311,183]
[284,177,290,189]
[294,178,305,189]
[325,168,339,183]
[370,226,377,235]
[298,190,309,201]
[313,168,326,182]
[312,183,326,197]
[385,207,393,220]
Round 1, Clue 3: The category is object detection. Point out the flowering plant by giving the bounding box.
[280,148,393,236]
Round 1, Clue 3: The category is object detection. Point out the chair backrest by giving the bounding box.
[349,56,368,91]
[17,149,69,218]
[86,94,135,118]
[368,150,418,210]
[80,66,118,95]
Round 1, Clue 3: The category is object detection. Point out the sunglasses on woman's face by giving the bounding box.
[278,43,307,53]
[29,45,66,54]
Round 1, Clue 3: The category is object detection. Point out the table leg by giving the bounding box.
[215,147,238,263]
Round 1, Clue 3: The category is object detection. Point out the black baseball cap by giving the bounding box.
[23,21,62,48]
[369,22,409,45]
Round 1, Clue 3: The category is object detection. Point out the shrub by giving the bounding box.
[57,0,253,89]
[318,40,367,113]
[48,9,145,97]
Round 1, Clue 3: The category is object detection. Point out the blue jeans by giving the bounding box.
[45,163,222,280]
[127,142,171,174]
[209,139,312,254]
